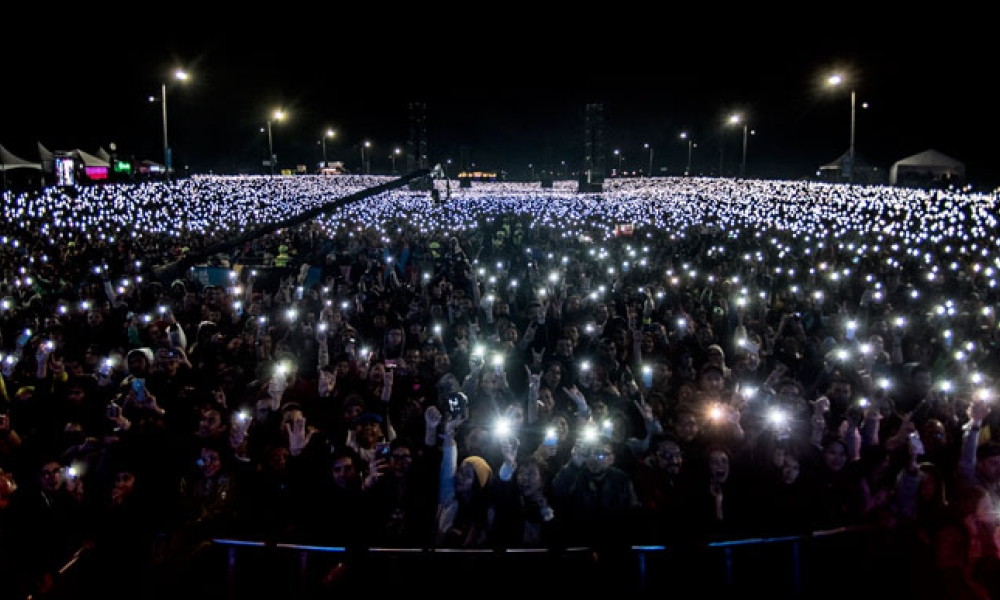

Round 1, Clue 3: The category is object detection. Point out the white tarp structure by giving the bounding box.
[74,149,110,168]
[38,142,54,172]
[890,149,964,187]
[817,151,884,185]
[0,143,42,171]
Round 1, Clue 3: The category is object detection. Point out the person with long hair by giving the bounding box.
[430,406,495,548]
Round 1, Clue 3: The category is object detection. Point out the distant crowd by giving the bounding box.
[2,174,1000,598]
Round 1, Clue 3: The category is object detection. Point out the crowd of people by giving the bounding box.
[1,173,1000,597]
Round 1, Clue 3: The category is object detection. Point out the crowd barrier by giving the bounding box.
[31,523,918,600]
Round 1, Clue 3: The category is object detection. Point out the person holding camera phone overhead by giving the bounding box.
[430,405,496,548]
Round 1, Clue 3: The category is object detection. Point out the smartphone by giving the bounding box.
[385,359,398,370]
[234,409,251,426]
[98,358,114,377]
[446,392,468,420]
[543,426,558,447]
[107,403,121,419]
[132,378,146,402]
[374,441,390,457]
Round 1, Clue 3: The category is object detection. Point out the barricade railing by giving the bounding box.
[30,524,895,600]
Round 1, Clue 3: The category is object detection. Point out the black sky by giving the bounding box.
[3,14,997,188]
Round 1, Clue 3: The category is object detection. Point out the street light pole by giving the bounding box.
[391,147,401,174]
[644,142,653,177]
[740,124,748,178]
[727,113,748,178]
[158,69,188,181]
[266,109,285,176]
[266,120,274,176]
[849,89,856,183]
[160,83,169,179]
[321,129,335,166]
[680,132,693,176]
[614,149,622,174]
[361,140,371,174]
[827,73,857,183]
[718,127,724,177]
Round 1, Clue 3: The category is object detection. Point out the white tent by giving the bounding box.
[0,143,42,171]
[890,149,964,187]
[817,151,884,185]
[74,149,110,168]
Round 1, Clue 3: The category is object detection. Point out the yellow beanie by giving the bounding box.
[461,456,492,489]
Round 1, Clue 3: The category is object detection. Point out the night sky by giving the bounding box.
[3,14,996,189]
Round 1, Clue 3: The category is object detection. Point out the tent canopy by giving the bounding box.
[0,144,42,171]
[890,149,964,186]
[893,149,963,168]
[74,149,110,168]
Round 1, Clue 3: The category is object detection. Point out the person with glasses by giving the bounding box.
[550,432,642,572]
[366,435,437,548]
[309,445,377,591]
[6,456,88,598]
[633,433,694,544]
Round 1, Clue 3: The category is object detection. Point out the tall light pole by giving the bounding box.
[361,140,371,174]
[321,129,335,166]
[613,149,622,174]
[266,109,285,176]
[644,142,653,177]
[391,147,401,174]
[729,113,748,178]
[828,73,857,183]
[718,122,724,177]
[680,132,694,176]
[154,68,188,181]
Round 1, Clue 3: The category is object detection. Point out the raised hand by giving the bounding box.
[286,416,313,456]
[531,346,545,367]
[425,405,443,430]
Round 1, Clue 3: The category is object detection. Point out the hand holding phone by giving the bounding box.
[132,378,146,402]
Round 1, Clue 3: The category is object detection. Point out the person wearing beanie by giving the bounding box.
[432,405,495,548]
[460,455,492,490]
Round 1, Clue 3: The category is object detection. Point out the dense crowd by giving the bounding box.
[1,173,1000,597]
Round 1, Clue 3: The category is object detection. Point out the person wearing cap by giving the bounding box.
[345,411,395,466]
